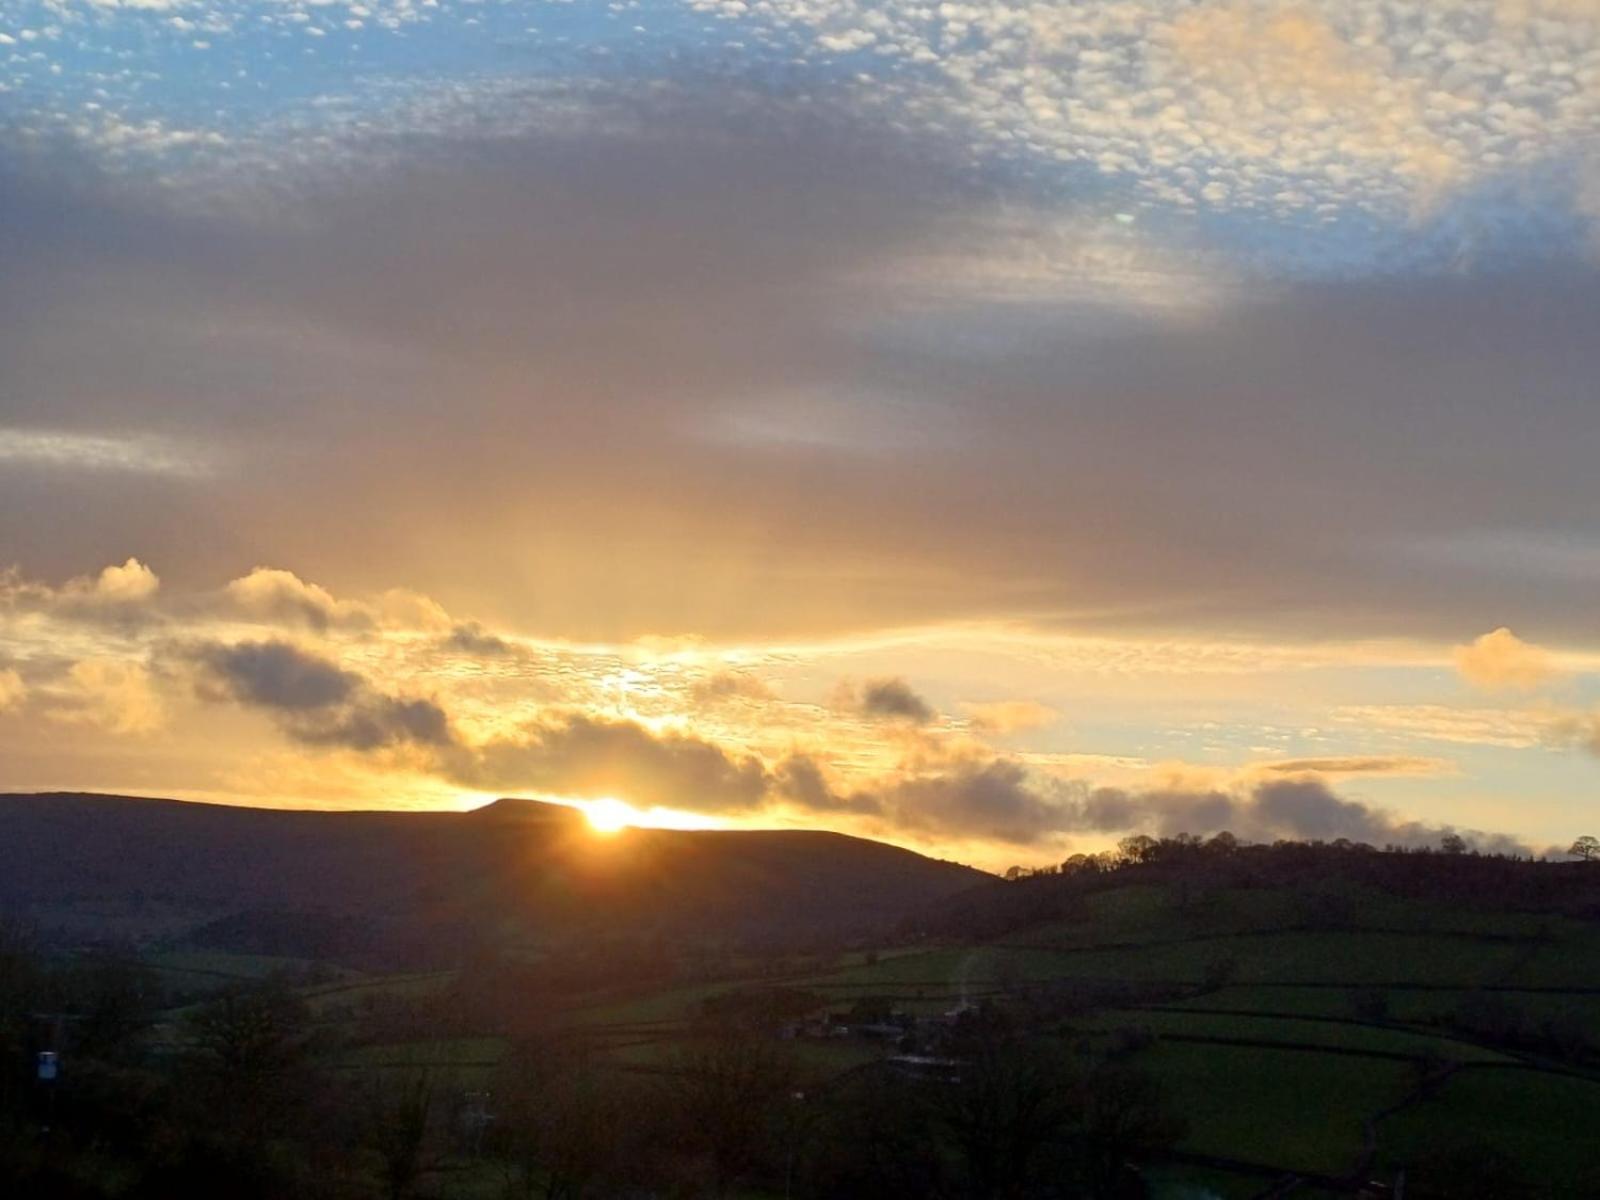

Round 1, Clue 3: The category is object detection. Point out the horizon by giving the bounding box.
[6,0,1600,873]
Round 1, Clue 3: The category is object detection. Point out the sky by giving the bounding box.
[3,0,1600,870]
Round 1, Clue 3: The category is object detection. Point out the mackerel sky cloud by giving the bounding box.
[3,0,1600,865]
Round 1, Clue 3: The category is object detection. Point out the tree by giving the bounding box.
[1569,835,1600,862]
[364,1073,440,1200]
[1440,833,1468,855]
[0,919,41,1120]
[669,1027,798,1196]
[941,1034,1079,1199]
[1205,830,1240,856]
[1117,835,1158,866]
[185,978,313,1139]
[1078,1064,1186,1198]
[495,1037,639,1200]
[65,951,154,1063]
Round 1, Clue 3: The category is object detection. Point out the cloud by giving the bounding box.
[773,753,882,815]
[0,669,25,712]
[886,759,1068,844]
[691,671,776,705]
[87,557,161,604]
[0,428,216,479]
[1257,756,1452,777]
[222,567,451,634]
[188,638,452,751]
[224,568,364,632]
[49,659,164,735]
[857,677,936,723]
[962,699,1058,734]
[1094,776,1530,856]
[1455,627,1561,692]
[1541,710,1600,758]
[1333,704,1551,750]
[805,757,1530,852]
[445,713,770,813]
[442,621,510,657]
[7,99,1600,649]
[0,557,163,627]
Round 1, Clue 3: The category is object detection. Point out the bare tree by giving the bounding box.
[365,1073,440,1200]
[495,1037,634,1200]
[1570,835,1600,862]
[185,978,313,1138]
[670,1027,798,1196]
[941,1034,1079,1199]
[1078,1063,1186,1199]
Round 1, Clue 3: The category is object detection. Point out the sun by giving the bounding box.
[584,797,636,835]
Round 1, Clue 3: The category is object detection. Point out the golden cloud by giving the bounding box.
[1454,627,1560,693]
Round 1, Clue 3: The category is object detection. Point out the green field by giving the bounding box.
[123,876,1600,1198]
[1379,1067,1600,1195]
[1131,1040,1413,1176]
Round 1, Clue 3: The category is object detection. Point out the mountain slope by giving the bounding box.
[0,792,988,959]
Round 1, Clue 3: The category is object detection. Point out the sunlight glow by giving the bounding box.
[585,796,636,835]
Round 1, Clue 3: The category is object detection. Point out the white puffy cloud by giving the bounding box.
[222,567,450,633]
[87,557,161,604]
[1454,627,1561,692]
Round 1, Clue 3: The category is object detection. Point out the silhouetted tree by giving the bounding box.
[1570,835,1600,862]
[0,919,41,1122]
[364,1073,439,1200]
[1078,1063,1185,1199]
[669,1027,798,1196]
[63,951,154,1064]
[941,1030,1079,1199]
[495,1037,639,1200]
[804,1068,945,1199]
[185,978,313,1140]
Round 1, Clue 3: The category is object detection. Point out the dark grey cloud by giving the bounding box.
[885,760,1061,844]
[858,677,936,723]
[188,639,452,751]
[445,713,770,813]
[7,96,1600,646]
[442,622,511,657]
[818,763,1532,854]
[773,754,881,816]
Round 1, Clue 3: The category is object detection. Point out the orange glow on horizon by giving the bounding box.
[584,796,635,834]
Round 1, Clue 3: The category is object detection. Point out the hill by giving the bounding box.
[0,792,988,962]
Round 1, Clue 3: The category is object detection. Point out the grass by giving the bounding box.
[1499,926,1600,987]
[572,979,753,1026]
[1075,1008,1516,1063]
[1048,929,1522,987]
[338,1036,507,1067]
[1131,1041,1412,1176]
[300,969,455,1014]
[1378,1066,1600,1194]
[150,949,358,981]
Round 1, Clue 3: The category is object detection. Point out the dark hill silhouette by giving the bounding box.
[0,792,988,962]
[909,835,1600,942]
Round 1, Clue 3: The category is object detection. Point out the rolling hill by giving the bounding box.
[0,792,989,962]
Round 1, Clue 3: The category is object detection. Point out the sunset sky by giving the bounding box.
[3,0,1600,869]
